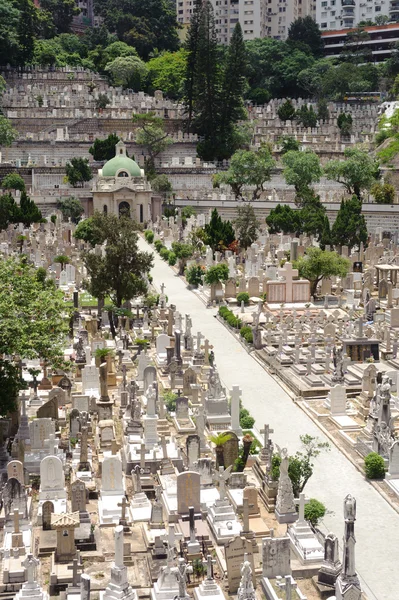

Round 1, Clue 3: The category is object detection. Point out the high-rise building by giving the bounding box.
[176,0,315,42]
[315,0,389,32]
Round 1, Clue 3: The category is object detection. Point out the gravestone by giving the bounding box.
[183,368,197,396]
[243,487,259,515]
[143,366,157,393]
[225,536,255,593]
[37,396,58,424]
[186,434,200,467]
[3,477,28,520]
[40,455,65,494]
[176,471,201,514]
[7,460,24,484]
[330,384,347,417]
[388,440,399,478]
[102,455,124,494]
[176,397,189,420]
[72,395,90,413]
[71,479,87,512]
[30,418,55,450]
[262,535,291,578]
[223,432,239,468]
[42,500,54,530]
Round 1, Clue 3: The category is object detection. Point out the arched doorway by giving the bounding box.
[103,205,108,214]
[139,204,143,223]
[119,201,131,218]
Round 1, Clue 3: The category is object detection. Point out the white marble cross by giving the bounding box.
[295,492,310,524]
[260,424,274,449]
[276,575,297,600]
[203,554,216,580]
[23,554,39,584]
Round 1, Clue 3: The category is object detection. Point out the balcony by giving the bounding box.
[342,7,355,14]
[390,1,399,11]
[341,0,355,5]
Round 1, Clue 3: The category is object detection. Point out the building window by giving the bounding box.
[117,171,129,177]
[321,22,327,27]
[375,5,381,10]
[103,205,108,214]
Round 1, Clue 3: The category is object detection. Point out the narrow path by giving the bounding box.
[140,237,396,600]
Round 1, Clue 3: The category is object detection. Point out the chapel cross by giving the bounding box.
[295,492,310,524]
[67,556,84,587]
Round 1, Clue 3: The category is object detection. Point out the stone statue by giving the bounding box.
[74,336,85,363]
[185,314,192,337]
[175,558,193,599]
[207,368,224,399]
[344,494,356,521]
[133,465,143,494]
[237,555,255,600]
[332,346,344,383]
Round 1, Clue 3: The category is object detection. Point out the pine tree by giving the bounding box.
[183,0,203,133]
[193,1,221,161]
[219,23,247,155]
[19,191,42,227]
[331,196,367,251]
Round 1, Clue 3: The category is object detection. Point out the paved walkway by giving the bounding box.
[140,237,396,600]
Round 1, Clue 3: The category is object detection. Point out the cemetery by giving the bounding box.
[1,56,399,600]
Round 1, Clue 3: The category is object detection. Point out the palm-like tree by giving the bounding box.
[208,432,232,468]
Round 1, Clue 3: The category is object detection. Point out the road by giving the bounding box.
[140,237,396,600]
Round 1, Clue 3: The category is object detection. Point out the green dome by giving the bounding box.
[102,154,142,178]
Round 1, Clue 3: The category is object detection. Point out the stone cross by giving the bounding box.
[204,339,210,365]
[67,556,84,587]
[214,465,233,499]
[23,554,39,584]
[356,316,364,338]
[114,525,124,568]
[140,443,146,468]
[276,575,296,600]
[117,497,128,521]
[196,331,203,353]
[203,554,216,580]
[295,492,310,524]
[260,424,274,449]
[161,524,183,554]
[13,509,21,534]
[242,497,254,533]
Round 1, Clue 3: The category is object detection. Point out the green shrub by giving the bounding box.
[154,240,163,252]
[240,325,252,337]
[168,251,177,266]
[218,306,230,318]
[159,247,170,261]
[163,391,178,412]
[364,452,385,479]
[145,230,154,243]
[271,454,281,481]
[219,306,242,328]
[240,415,255,428]
[304,498,326,526]
[204,263,229,285]
[237,292,250,305]
[186,265,204,287]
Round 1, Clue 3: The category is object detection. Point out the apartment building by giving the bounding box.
[315,0,389,32]
[176,0,314,42]
[322,22,399,60]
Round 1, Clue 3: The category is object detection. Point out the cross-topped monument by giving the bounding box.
[203,554,216,580]
[295,492,310,525]
[67,556,84,587]
[260,424,274,463]
[276,575,297,600]
[22,554,40,584]
[118,496,129,523]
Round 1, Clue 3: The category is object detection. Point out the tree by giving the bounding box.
[151,174,173,199]
[288,16,324,57]
[147,49,188,100]
[204,208,235,252]
[96,94,110,110]
[171,242,194,275]
[57,197,84,223]
[282,150,322,204]
[219,23,247,156]
[297,60,332,98]
[132,112,173,179]
[65,158,92,188]
[204,263,229,285]
[16,0,37,65]
[193,1,221,161]
[183,0,203,132]
[342,26,371,64]
[331,196,368,250]
[213,146,275,200]
[279,136,300,154]
[0,116,17,147]
[337,113,353,136]
[82,213,153,307]
[19,191,42,227]
[40,0,80,34]
[371,182,396,204]
[235,204,260,250]
[317,98,329,122]
[304,499,326,526]
[105,55,148,90]
[0,194,20,231]
[186,264,204,287]
[74,217,107,246]
[103,41,138,62]
[266,204,302,235]
[324,148,379,200]
[209,432,232,468]
[278,100,296,122]
[89,134,120,162]
[294,247,350,297]
[0,256,69,414]
[299,191,328,239]
[364,452,385,479]
[54,254,70,270]
[0,0,21,66]
[295,105,317,128]
[1,173,25,192]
